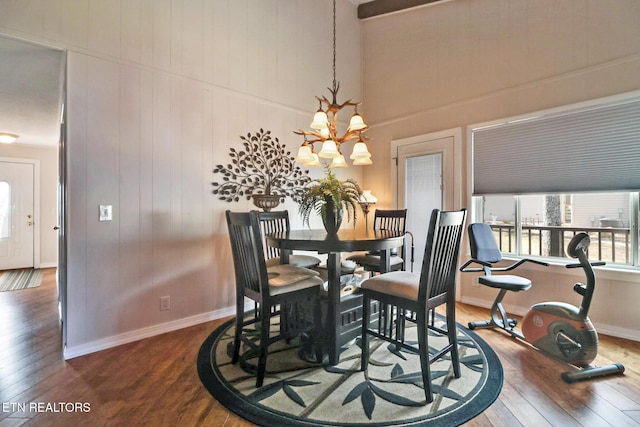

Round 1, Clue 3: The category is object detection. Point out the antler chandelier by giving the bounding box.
[294,0,372,168]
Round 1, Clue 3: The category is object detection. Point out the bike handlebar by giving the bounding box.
[566,261,606,269]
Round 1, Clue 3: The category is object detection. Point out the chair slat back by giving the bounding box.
[258,211,290,260]
[419,209,467,302]
[226,210,269,301]
[374,209,407,258]
[374,209,407,233]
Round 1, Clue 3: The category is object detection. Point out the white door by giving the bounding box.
[0,161,35,270]
[397,136,455,271]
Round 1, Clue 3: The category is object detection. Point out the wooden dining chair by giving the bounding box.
[347,209,407,274]
[225,210,323,387]
[360,208,467,403]
[258,210,322,269]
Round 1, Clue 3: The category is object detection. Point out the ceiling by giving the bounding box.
[0,35,65,147]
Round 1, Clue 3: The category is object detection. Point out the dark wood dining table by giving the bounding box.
[265,228,406,365]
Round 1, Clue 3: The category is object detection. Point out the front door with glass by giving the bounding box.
[0,161,35,270]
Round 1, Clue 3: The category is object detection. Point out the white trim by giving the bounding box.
[38,262,58,269]
[0,156,41,268]
[63,304,244,360]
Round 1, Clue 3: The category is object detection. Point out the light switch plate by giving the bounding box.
[99,205,112,221]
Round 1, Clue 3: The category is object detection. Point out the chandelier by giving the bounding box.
[294,0,372,168]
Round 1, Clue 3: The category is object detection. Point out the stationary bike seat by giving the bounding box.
[478,275,532,292]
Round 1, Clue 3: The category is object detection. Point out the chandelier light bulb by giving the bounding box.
[353,156,373,166]
[330,154,348,168]
[310,109,329,130]
[295,145,314,163]
[347,113,367,132]
[350,142,371,160]
[305,153,321,167]
[318,139,340,158]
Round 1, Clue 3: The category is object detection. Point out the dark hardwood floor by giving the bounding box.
[1,268,639,426]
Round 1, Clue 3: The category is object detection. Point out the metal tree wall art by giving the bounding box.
[212,129,311,211]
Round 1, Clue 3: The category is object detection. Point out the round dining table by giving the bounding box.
[266,228,406,365]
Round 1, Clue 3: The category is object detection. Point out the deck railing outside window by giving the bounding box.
[489,224,630,264]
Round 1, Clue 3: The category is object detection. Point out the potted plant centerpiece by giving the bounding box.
[212,129,311,211]
[299,165,363,234]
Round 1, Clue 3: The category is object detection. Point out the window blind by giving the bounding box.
[472,97,640,195]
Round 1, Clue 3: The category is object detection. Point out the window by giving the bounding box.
[475,193,638,265]
[470,91,640,267]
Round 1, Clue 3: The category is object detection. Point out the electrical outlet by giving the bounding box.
[160,296,170,311]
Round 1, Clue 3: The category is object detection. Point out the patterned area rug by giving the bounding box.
[198,314,503,426]
[0,268,43,292]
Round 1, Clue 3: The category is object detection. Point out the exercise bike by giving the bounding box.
[463,229,625,383]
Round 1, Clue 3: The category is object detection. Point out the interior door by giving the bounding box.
[397,136,455,271]
[0,161,35,270]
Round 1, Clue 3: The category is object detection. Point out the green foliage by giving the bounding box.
[298,164,363,228]
[212,129,311,203]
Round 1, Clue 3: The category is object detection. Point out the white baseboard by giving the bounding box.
[37,262,58,269]
[592,323,640,342]
[459,296,640,342]
[63,305,238,360]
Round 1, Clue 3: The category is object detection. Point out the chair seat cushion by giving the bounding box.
[361,271,420,301]
[267,264,322,296]
[266,255,321,269]
[346,253,403,269]
[478,274,531,292]
[289,254,322,269]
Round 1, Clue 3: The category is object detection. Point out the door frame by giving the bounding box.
[0,157,41,268]
[58,96,68,347]
[390,128,463,211]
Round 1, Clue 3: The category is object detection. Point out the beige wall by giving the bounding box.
[0,0,364,356]
[0,144,58,267]
[361,0,640,340]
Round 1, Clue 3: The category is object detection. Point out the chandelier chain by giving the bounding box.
[332,0,337,90]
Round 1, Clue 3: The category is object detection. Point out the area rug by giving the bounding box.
[0,268,43,292]
[197,313,503,426]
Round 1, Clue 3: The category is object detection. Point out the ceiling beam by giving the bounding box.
[357,0,445,19]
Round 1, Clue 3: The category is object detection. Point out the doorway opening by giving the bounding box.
[0,34,67,348]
